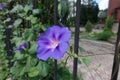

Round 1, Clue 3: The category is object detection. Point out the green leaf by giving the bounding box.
[10,62,24,77]
[41,24,50,31]
[32,24,40,29]
[20,66,27,76]
[58,0,69,18]
[26,15,38,24]
[25,56,37,70]
[10,4,23,13]
[27,33,35,41]
[18,56,33,76]
[18,12,26,17]
[33,9,40,15]
[79,47,85,52]
[58,65,72,80]
[28,67,39,77]
[72,53,78,58]
[23,29,36,41]
[31,17,37,24]
[24,5,32,12]
[13,19,22,27]
[5,18,11,22]
[14,51,25,60]
[26,15,34,20]
[28,42,37,54]
[12,37,23,46]
[37,61,49,77]
[82,57,90,67]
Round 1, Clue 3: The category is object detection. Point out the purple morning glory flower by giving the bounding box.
[37,25,71,60]
[17,42,27,51]
[0,5,4,10]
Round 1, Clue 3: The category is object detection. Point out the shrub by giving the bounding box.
[96,30,113,41]
[85,21,93,33]
[103,26,112,32]
[97,16,114,41]
[105,16,114,31]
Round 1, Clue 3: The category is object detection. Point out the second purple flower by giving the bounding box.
[17,42,27,51]
[37,25,71,60]
[0,5,4,10]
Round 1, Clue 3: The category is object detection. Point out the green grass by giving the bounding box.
[79,32,97,41]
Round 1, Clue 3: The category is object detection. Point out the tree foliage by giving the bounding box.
[85,20,93,33]
[105,16,114,30]
[80,0,99,25]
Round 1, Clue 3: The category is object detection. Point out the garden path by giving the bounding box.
[66,39,120,80]
[66,25,120,80]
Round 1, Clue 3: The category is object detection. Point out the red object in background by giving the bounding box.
[107,0,120,22]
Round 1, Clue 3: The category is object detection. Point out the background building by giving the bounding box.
[107,0,120,22]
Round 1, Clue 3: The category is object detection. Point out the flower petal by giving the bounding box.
[0,5,4,10]
[46,26,61,40]
[38,33,50,41]
[16,42,27,51]
[37,47,52,61]
[47,25,61,34]
[37,25,71,60]
[38,26,61,42]
[52,48,64,60]
[52,42,69,60]
[58,42,69,53]
[38,40,51,47]
[58,27,71,42]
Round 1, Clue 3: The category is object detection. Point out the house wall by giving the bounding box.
[116,10,120,21]
[107,0,120,22]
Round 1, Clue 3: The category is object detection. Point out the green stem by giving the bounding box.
[64,56,70,67]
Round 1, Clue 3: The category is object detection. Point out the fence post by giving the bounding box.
[4,0,16,68]
[32,0,38,9]
[4,28,13,56]
[54,0,58,80]
[4,27,14,68]
[111,21,120,80]
[73,0,81,80]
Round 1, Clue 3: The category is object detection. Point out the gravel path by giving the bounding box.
[66,39,120,80]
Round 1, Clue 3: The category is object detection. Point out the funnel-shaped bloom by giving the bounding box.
[0,5,3,10]
[17,42,27,51]
[37,25,71,60]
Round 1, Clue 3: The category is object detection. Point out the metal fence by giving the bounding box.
[3,0,120,80]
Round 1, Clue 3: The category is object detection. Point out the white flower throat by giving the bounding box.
[51,40,59,49]
[47,39,59,49]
